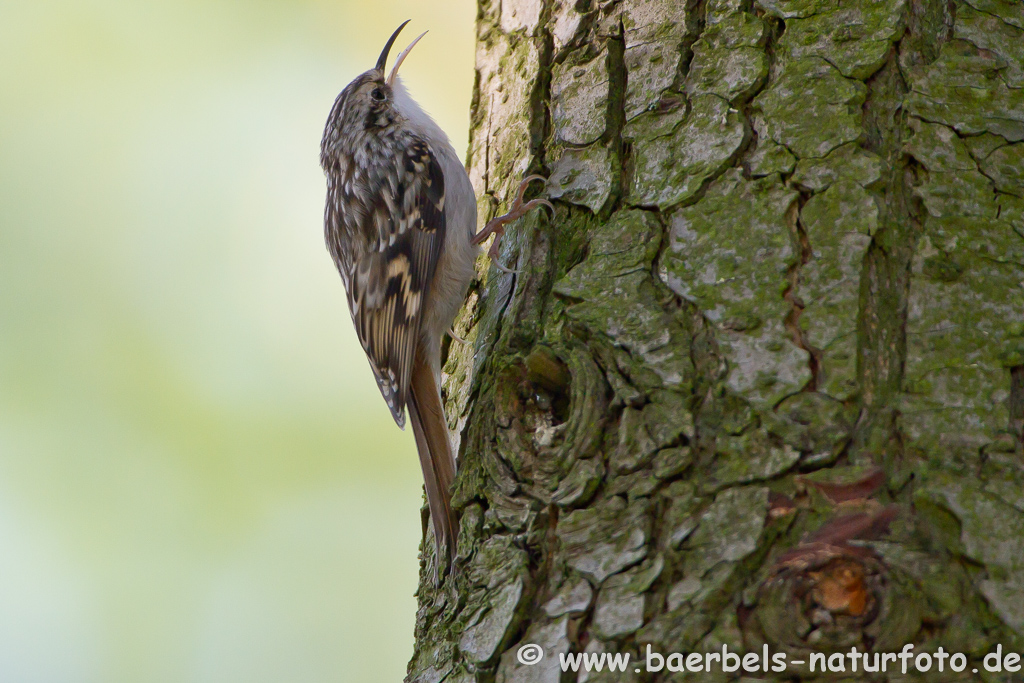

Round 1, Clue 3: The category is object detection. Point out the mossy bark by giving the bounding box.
[408,0,1024,680]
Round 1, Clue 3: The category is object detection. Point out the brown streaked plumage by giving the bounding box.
[320,21,551,579]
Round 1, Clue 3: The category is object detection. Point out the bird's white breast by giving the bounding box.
[392,78,479,378]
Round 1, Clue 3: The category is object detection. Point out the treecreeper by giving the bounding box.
[319,21,551,578]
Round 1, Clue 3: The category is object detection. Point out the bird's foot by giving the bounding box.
[471,175,554,273]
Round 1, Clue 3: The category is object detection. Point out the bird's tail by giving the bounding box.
[407,348,458,575]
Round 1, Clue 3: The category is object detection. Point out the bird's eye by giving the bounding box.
[370,87,386,102]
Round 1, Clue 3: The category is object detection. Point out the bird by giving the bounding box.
[319,21,552,576]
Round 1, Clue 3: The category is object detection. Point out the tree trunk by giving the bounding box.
[408,0,1024,680]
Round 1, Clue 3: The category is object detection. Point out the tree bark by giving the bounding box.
[408,0,1024,680]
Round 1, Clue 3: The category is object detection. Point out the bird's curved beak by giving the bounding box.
[376,20,410,73]
[386,31,428,86]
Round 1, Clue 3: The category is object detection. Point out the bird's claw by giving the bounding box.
[491,258,521,275]
[522,197,555,218]
[515,175,547,203]
[472,175,553,273]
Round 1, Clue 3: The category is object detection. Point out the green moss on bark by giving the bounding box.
[408,1,1024,680]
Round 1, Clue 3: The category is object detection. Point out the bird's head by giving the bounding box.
[322,20,426,152]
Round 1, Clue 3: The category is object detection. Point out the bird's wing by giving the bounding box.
[330,137,446,427]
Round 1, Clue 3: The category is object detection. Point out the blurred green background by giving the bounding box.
[0,1,474,681]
